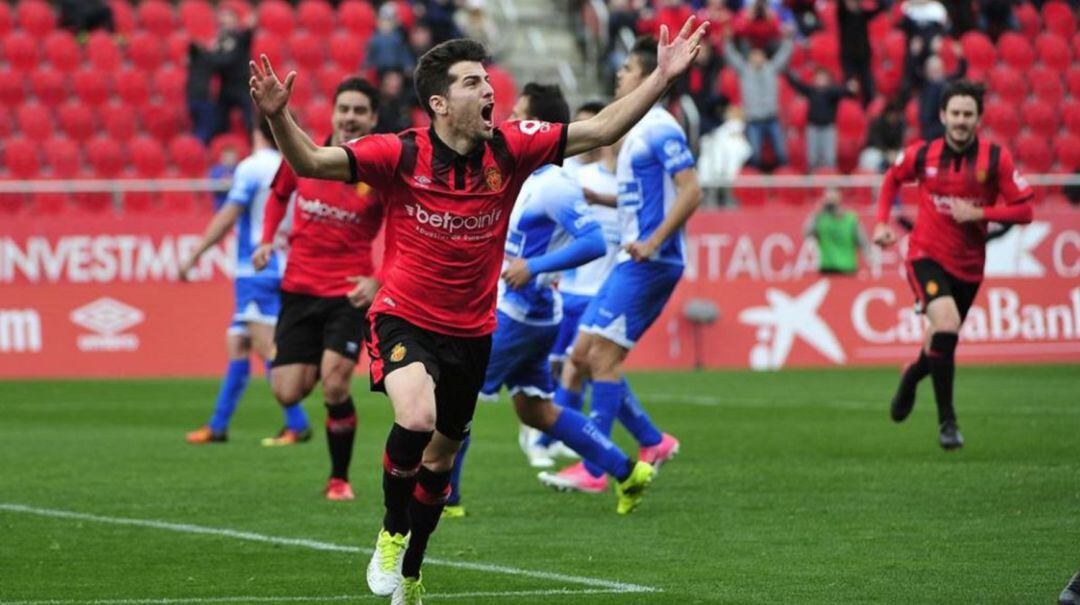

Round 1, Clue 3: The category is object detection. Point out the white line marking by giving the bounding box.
[0,588,636,605]
[0,504,657,597]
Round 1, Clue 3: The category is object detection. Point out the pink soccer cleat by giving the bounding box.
[638,433,680,470]
[537,462,608,493]
[324,477,355,501]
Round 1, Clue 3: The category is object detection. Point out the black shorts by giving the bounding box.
[906,258,982,321]
[367,313,492,441]
[271,291,369,367]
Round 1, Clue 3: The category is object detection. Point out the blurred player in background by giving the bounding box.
[181,119,311,445]
[560,36,703,489]
[444,84,641,518]
[250,15,707,602]
[252,77,385,500]
[873,80,1034,450]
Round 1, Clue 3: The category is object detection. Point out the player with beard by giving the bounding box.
[249,16,708,604]
[873,80,1034,450]
[252,77,385,500]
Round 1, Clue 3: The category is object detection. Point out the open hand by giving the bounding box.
[249,54,296,118]
[872,223,897,248]
[657,16,710,84]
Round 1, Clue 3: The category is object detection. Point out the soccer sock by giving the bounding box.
[549,406,633,481]
[927,332,959,425]
[381,423,433,536]
[208,359,251,433]
[583,380,624,478]
[900,350,931,392]
[538,385,585,448]
[325,397,356,481]
[447,435,470,506]
[282,402,310,432]
[616,377,662,447]
[402,466,451,578]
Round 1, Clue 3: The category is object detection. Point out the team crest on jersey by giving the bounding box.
[484,166,502,190]
[976,170,987,184]
[356,181,371,196]
[390,343,407,363]
[926,280,939,296]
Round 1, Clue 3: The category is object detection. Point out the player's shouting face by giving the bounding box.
[439,61,497,141]
[940,95,980,148]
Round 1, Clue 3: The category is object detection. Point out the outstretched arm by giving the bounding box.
[179,204,243,280]
[249,56,352,180]
[565,16,709,157]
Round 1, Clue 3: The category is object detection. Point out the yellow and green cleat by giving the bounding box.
[441,504,466,519]
[366,529,408,596]
[615,461,655,515]
[391,574,425,605]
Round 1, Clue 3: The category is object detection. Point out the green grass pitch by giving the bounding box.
[2,365,1078,604]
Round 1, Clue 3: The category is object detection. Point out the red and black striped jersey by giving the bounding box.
[341,121,567,337]
[877,136,1034,282]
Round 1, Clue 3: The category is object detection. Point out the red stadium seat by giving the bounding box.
[1056,134,1080,170]
[0,2,11,37]
[329,31,365,71]
[784,134,808,172]
[257,0,295,38]
[317,65,349,100]
[57,100,97,143]
[138,0,176,39]
[210,133,250,164]
[108,0,136,36]
[169,135,209,177]
[86,31,122,71]
[16,0,56,38]
[784,97,808,129]
[1014,2,1041,38]
[252,32,287,67]
[1063,100,1080,136]
[3,136,40,179]
[1022,99,1058,138]
[1015,134,1053,173]
[836,99,866,139]
[339,0,376,39]
[298,0,335,37]
[289,32,325,72]
[303,98,333,138]
[1042,1,1077,38]
[1067,68,1080,99]
[153,65,187,104]
[960,31,996,73]
[128,32,166,72]
[29,66,66,107]
[732,167,766,206]
[43,136,81,178]
[988,65,1027,106]
[1032,77,1065,106]
[16,102,53,139]
[287,71,315,107]
[129,136,168,178]
[220,0,253,22]
[141,101,188,143]
[86,135,125,178]
[42,30,81,73]
[167,31,191,66]
[997,33,1035,72]
[719,67,741,105]
[101,101,138,142]
[3,31,40,73]
[1035,33,1071,72]
[116,68,151,107]
[73,67,111,107]
[982,101,1022,141]
[487,65,518,124]
[807,32,839,74]
[179,0,216,42]
[0,69,27,107]
[0,108,11,138]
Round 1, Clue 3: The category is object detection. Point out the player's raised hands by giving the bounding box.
[657,16,710,84]
[249,54,296,118]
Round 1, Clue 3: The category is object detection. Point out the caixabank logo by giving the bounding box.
[738,279,846,370]
[69,297,144,352]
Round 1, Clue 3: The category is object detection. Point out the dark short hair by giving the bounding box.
[334,76,380,112]
[630,36,658,76]
[414,38,489,117]
[521,82,570,124]
[257,113,276,150]
[940,79,985,115]
[576,100,606,117]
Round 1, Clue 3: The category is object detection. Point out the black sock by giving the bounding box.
[402,466,451,578]
[382,423,433,536]
[900,350,930,392]
[927,333,959,425]
[325,397,356,481]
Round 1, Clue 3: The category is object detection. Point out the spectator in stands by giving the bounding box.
[837,0,887,107]
[786,0,822,37]
[733,0,784,53]
[698,0,734,51]
[917,47,965,140]
[454,0,504,60]
[803,187,871,276]
[408,21,435,60]
[943,0,976,37]
[188,40,220,144]
[786,68,858,169]
[724,28,794,168]
[859,100,906,172]
[977,0,1016,41]
[698,105,753,206]
[678,40,725,133]
[374,69,413,134]
[213,6,256,137]
[900,0,950,90]
[58,0,114,34]
[365,4,415,74]
[417,0,462,44]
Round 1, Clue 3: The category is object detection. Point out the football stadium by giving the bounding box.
[2,0,1079,603]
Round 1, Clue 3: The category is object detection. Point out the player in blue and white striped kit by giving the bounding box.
[181,119,310,445]
[549,36,703,490]
[445,84,656,517]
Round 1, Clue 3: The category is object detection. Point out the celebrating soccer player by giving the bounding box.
[444,83,648,517]
[251,77,385,500]
[250,15,707,604]
[873,80,1034,450]
[181,119,311,446]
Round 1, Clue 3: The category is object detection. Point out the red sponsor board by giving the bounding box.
[1,208,1078,377]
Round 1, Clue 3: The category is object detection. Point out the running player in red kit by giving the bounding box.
[250,16,708,604]
[873,80,1034,451]
[252,78,384,500]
